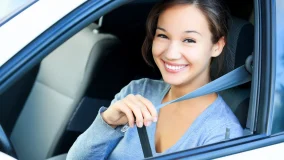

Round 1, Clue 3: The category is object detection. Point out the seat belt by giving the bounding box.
[136,65,252,158]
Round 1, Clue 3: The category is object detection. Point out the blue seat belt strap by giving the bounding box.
[136,65,252,158]
[156,65,251,110]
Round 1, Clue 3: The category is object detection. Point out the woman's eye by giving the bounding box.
[157,34,168,39]
[183,39,196,43]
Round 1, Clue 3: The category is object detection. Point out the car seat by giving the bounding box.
[218,17,254,128]
[10,23,120,160]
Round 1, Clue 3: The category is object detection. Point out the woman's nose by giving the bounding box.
[164,41,182,60]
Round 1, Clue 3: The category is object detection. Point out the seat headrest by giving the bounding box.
[212,17,254,79]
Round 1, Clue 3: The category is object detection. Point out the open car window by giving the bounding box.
[1,0,283,159]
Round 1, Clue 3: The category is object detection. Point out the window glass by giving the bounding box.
[0,0,37,26]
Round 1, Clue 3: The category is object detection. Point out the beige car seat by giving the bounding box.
[10,23,120,160]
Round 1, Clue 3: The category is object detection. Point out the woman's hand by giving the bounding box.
[101,94,158,128]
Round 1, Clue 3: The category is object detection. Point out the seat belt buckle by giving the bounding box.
[121,124,130,133]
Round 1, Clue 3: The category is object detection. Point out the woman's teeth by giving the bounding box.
[165,63,187,70]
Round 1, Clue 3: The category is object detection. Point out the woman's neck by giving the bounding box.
[165,74,217,111]
[169,73,211,100]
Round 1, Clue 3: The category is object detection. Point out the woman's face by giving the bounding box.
[152,4,225,87]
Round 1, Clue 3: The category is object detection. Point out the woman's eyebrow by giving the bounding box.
[184,30,202,36]
[157,27,202,36]
[157,27,166,32]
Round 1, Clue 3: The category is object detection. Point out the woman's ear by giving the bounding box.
[212,36,225,57]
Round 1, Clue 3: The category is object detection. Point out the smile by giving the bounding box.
[163,61,188,73]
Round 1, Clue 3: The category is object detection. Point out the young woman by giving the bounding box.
[67,0,243,159]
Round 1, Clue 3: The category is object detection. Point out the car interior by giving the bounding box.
[0,0,254,160]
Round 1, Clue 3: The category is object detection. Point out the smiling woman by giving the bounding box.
[66,0,243,159]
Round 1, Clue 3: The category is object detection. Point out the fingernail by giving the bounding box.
[153,117,158,122]
[138,122,143,128]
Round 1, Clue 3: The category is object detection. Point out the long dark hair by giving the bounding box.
[141,0,230,80]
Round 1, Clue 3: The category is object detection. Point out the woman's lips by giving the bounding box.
[163,60,188,73]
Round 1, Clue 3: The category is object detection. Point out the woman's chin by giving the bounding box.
[162,76,185,86]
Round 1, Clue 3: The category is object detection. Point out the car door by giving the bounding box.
[0,0,283,159]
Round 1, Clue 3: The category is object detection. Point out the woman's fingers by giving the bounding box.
[117,101,135,127]
[129,95,153,126]
[121,94,157,128]
[136,94,158,122]
[104,94,157,128]
[123,95,144,128]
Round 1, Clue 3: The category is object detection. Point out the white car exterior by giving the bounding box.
[217,143,284,160]
[0,0,86,67]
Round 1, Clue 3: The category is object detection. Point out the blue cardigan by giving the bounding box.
[67,78,243,160]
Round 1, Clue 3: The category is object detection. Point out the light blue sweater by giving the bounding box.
[67,78,243,160]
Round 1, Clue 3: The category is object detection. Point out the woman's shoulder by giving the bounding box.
[111,78,169,103]
[205,96,239,121]
[130,78,167,86]
[199,95,243,144]
[124,78,168,93]
[202,95,243,139]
